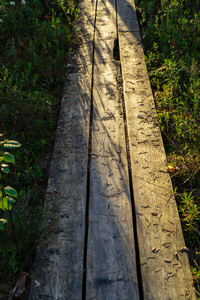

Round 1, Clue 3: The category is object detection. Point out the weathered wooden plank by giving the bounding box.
[117,0,138,32]
[117,1,196,298]
[29,1,96,299]
[86,0,139,299]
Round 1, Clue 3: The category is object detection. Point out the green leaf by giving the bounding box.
[1,166,10,174]
[0,219,7,230]
[1,164,9,173]
[0,219,7,224]
[2,152,15,164]
[4,186,17,198]
[0,190,2,197]
[1,164,8,168]
[0,197,12,210]
[4,140,21,149]
[6,196,16,204]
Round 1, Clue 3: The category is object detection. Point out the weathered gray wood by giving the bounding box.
[86,0,139,299]
[29,0,196,298]
[117,0,196,298]
[29,1,96,299]
[117,0,138,32]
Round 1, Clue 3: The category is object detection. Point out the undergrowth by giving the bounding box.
[0,0,78,298]
[135,0,200,295]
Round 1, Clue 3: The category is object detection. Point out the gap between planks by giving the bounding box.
[82,0,98,298]
[85,0,140,299]
[29,0,196,299]
[117,0,196,298]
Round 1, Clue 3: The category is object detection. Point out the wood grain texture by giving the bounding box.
[29,0,95,299]
[117,0,196,298]
[86,0,139,299]
[117,0,138,32]
[29,0,196,298]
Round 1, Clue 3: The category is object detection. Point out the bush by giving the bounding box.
[0,0,78,294]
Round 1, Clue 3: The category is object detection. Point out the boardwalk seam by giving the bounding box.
[115,0,144,298]
[82,0,98,299]
[119,59,144,300]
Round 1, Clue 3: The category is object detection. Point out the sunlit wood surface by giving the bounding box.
[29,0,195,299]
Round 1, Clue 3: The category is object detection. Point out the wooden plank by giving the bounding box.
[29,1,96,299]
[117,0,138,32]
[86,0,139,299]
[117,1,196,298]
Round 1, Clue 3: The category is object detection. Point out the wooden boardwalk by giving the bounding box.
[29,0,196,299]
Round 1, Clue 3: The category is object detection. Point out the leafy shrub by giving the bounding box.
[0,0,79,292]
[0,135,21,229]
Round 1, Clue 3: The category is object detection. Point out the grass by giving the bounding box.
[135,0,200,295]
[0,0,79,297]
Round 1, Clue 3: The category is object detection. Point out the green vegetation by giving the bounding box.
[135,0,200,294]
[0,0,78,296]
[0,136,21,229]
